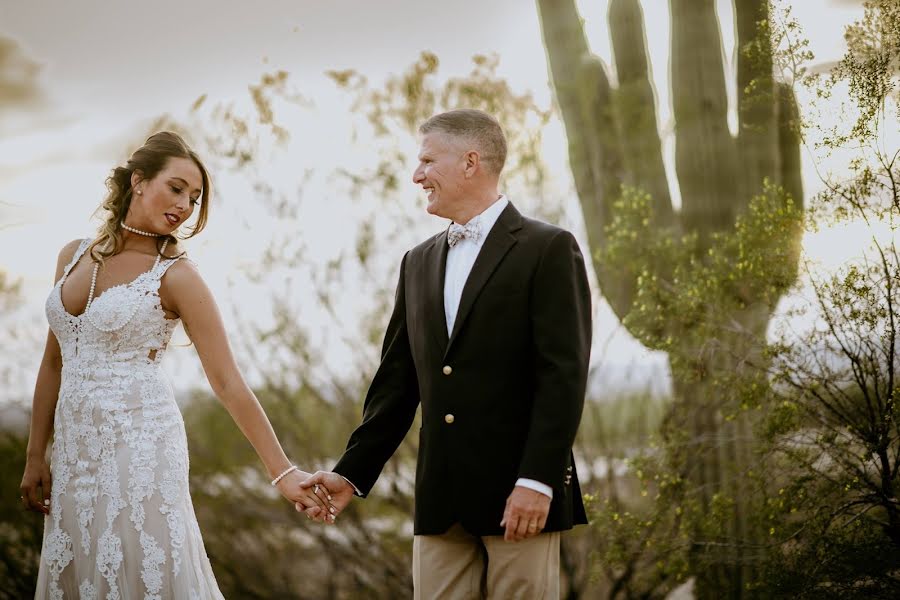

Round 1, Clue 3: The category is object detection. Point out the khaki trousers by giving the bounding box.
[412,523,560,600]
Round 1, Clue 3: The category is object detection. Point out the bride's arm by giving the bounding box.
[159,259,331,517]
[21,239,82,514]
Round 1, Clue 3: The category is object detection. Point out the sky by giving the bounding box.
[0,0,874,403]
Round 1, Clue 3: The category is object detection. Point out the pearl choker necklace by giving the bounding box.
[121,223,159,237]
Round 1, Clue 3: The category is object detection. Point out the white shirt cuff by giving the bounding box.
[516,478,553,499]
[341,475,363,496]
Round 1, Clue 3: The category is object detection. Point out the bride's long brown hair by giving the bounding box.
[89,132,212,263]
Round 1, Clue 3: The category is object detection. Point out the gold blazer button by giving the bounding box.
[444,414,455,424]
[442,365,453,375]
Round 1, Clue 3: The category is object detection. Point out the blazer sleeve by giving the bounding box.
[518,230,592,489]
[333,252,421,496]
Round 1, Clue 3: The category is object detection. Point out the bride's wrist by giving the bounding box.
[266,456,293,479]
[25,453,47,465]
[270,464,298,486]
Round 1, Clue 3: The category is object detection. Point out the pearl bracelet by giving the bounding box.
[271,465,298,486]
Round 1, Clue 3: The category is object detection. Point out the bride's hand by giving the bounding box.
[20,458,52,515]
[276,470,335,522]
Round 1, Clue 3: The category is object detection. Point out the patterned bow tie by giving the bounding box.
[447,221,482,247]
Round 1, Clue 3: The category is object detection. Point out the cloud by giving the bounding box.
[0,36,45,110]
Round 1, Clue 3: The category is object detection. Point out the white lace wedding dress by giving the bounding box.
[36,238,224,599]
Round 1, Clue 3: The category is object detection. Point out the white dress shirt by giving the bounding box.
[443,196,553,500]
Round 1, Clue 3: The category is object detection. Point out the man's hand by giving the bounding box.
[500,485,551,542]
[297,471,355,523]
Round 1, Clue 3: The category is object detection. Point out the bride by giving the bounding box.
[19,131,333,599]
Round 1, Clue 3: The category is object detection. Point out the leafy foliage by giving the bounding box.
[574,2,900,597]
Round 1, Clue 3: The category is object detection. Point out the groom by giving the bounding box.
[302,109,591,598]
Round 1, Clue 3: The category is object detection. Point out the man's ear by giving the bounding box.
[463,150,480,178]
[130,170,145,192]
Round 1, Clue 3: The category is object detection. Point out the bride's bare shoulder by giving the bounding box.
[160,257,206,290]
[58,238,85,263]
[165,254,200,273]
[158,257,216,316]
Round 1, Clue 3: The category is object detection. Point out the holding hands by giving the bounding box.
[273,466,337,522]
[295,471,356,523]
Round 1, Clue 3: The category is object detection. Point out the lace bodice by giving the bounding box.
[46,238,182,372]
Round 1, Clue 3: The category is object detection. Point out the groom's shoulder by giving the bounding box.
[520,213,566,235]
[517,212,575,247]
[407,230,445,258]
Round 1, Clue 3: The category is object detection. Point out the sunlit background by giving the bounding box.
[5,0,900,597]
[0,0,877,407]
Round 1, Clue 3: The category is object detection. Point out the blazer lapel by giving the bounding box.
[422,230,450,352]
[445,203,523,357]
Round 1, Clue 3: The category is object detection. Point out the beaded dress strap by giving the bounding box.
[152,255,183,281]
[60,239,92,282]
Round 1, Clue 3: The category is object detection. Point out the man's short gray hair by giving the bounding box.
[419,109,507,176]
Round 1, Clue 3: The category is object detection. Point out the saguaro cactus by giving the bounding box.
[537,0,803,597]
